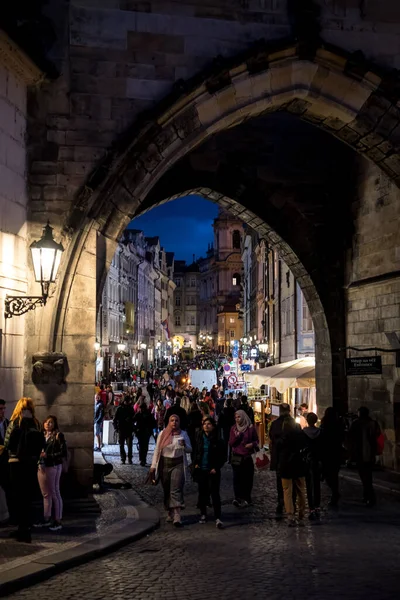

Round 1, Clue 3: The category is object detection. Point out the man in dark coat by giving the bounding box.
[113,396,135,464]
[349,406,381,506]
[277,417,307,525]
[269,403,293,514]
[164,397,188,430]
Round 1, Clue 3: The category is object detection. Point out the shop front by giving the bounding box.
[245,357,316,422]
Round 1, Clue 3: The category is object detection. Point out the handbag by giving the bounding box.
[252,449,270,471]
[230,453,244,467]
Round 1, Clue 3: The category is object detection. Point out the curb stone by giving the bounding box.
[0,492,159,597]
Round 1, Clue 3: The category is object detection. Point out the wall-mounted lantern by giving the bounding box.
[5,222,64,319]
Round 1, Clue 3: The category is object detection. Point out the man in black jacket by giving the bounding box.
[164,397,188,430]
[349,406,381,506]
[113,396,135,464]
[269,403,293,515]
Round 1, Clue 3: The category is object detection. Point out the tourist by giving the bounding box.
[238,395,254,424]
[4,397,44,542]
[278,417,307,527]
[298,403,309,429]
[36,415,67,531]
[187,400,203,452]
[269,403,293,515]
[349,406,381,506]
[229,410,259,508]
[113,395,135,464]
[193,416,226,528]
[303,412,322,520]
[134,400,155,467]
[94,394,104,451]
[164,397,188,430]
[320,407,343,507]
[153,399,166,439]
[218,397,236,460]
[150,415,192,527]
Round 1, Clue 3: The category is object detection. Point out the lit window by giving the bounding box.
[232,273,241,286]
[230,317,235,324]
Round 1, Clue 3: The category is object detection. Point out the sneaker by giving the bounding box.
[232,499,240,508]
[49,522,62,531]
[240,500,249,508]
[121,460,126,465]
[199,515,207,524]
[33,519,52,528]
[215,519,223,529]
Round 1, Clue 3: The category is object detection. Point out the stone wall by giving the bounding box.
[0,61,29,408]
[346,161,400,468]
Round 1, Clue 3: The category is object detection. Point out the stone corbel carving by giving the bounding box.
[32,352,68,386]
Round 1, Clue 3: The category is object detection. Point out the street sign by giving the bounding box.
[240,364,251,372]
[228,373,238,385]
[232,339,239,359]
[224,363,231,372]
[345,356,382,376]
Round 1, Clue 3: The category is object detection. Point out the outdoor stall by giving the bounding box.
[244,357,316,417]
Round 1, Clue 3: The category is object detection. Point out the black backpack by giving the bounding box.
[14,419,44,461]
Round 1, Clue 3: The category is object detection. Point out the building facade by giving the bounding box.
[96,229,175,377]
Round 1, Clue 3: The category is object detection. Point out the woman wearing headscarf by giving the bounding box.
[229,410,259,508]
[150,414,192,527]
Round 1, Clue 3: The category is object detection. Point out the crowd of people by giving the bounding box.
[0,397,69,543]
[94,357,383,529]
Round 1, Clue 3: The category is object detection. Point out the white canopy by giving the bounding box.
[245,357,315,394]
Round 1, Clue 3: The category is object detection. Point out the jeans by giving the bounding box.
[37,464,63,520]
[197,470,222,519]
[137,432,151,465]
[232,456,254,502]
[306,463,321,510]
[358,462,375,503]
[282,477,306,519]
[119,432,133,462]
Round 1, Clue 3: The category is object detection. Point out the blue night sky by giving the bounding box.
[128,195,219,263]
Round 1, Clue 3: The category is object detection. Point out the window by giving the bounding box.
[302,295,313,332]
[230,330,235,338]
[175,315,181,326]
[191,316,195,326]
[174,278,181,287]
[190,278,196,288]
[232,230,241,249]
[175,296,181,306]
[232,273,241,286]
[229,317,235,324]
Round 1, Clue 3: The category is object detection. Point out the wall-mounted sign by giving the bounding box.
[240,364,251,372]
[345,356,382,376]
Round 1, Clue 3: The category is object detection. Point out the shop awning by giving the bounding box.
[245,357,315,393]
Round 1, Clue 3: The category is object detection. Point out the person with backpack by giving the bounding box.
[4,397,44,543]
[35,415,67,531]
[303,412,322,520]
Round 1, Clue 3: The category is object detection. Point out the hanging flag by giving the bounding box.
[161,319,170,340]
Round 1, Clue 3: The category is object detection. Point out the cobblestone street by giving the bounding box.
[3,444,400,600]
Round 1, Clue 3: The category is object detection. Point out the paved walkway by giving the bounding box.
[0,463,158,596]
[3,442,400,600]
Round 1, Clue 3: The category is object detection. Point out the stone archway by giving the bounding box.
[25,42,400,490]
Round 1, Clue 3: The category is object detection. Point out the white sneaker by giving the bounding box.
[215,519,223,529]
[49,522,62,531]
[199,515,207,524]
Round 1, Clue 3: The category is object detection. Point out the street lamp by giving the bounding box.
[5,222,64,319]
[94,341,100,351]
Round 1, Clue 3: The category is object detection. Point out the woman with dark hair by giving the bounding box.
[193,417,226,528]
[320,407,344,507]
[187,401,203,452]
[4,398,44,542]
[229,410,259,508]
[36,415,67,531]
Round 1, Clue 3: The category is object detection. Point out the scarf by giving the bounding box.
[159,415,181,451]
[235,410,252,433]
